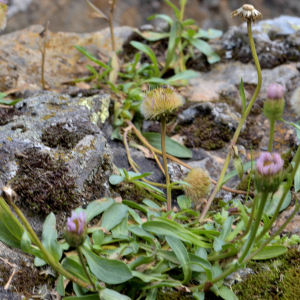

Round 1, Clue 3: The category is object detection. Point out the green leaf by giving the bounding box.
[132,271,167,282]
[101,203,128,231]
[213,237,226,252]
[35,213,62,267]
[252,245,287,260]
[134,29,170,42]
[293,161,300,193]
[239,78,246,114]
[145,288,158,300]
[219,216,233,241]
[0,98,23,106]
[143,217,212,248]
[147,14,173,25]
[143,199,161,210]
[165,236,192,284]
[141,280,182,289]
[63,294,100,300]
[128,207,142,225]
[109,175,125,185]
[99,288,131,300]
[62,256,94,283]
[86,198,115,223]
[222,161,256,186]
[264,184,291,216]
[182,19,195,27]
[164,0,181,19]
[129,226,155,244]
[143,132,192,158]
[177,195,192,210]
[74,46,110,69]
[122,200,148,214]
[21,231,44,261]
[143,77,170,85]
[92,230,104,249]
[196,29,223,39]
[130,41,159,77]
[167,70,199,85]
[207,52,221,64]
[128,256,155,270]
[131,172,154,181]
[56,275,65,296]
[81,246,132,284]
[218,286,238,300]
[134,181,164,195]
[187,37,214,57]
[193,291,205,300]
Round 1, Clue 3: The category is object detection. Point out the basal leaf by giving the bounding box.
[101,203,128,231]
[252,245,287,260]
[86,198,115,223]
[99,288,131,300]
[143,132,192,158]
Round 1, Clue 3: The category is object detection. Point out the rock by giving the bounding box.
[0,91,113,232]
[0,25,134,91]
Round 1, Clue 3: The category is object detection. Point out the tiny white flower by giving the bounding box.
[231,4,263,23]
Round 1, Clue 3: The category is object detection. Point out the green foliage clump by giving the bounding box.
[12,148,79,214]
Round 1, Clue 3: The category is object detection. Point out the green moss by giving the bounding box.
[281,150,293,170]
[232,247,300,300]
[41,122,94,149]
[235,173,254,193]
[11,148,79,214]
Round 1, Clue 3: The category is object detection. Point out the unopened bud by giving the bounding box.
[263,84,285,121]
[254,152,284,194]
[1,186,17,204]
[64,211,87,248]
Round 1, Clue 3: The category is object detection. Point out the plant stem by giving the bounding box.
[40,21,50,90]
[237,192,268,263]
[78,246,96,290]
[10,202,95,291]
[199,20,262,222]
[109,0,116,52]
[268,118,275,152]
[161,116,172,213]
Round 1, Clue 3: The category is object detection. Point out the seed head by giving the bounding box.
[254,152,284,193]
[1,186,17,204]
[231,4,263,23]
[290,86,300,118]
[264,84,285,120]
[0,0,7,31]
[140,86,185,120]
[64,211,87,247]
[183,168,211,203]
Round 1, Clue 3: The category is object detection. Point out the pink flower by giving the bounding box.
[0,0,7,4]
[256,152,284,176]
[267,84,285,99]
[67,211,86,234]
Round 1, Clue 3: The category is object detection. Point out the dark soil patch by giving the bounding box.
[176,115,232,150]
[12,148,79,214]
[238,118,263,149]
[0,107,23,126]
[41,122,94,149]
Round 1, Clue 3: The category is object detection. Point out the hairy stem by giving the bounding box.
[199,20,262,222]
[161,116,172,213]
[268,118,275,152]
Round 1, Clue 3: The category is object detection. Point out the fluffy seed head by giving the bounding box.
[0,0,7,31]
[65,211,87,247]
[231,4,263,23]
[290,86,300,118]
[140,86,185,120]
[183,168,211,203]
[255,152,284,193]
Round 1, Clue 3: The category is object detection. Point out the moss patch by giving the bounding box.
[232,247,300,300]
[0,107,23,126]
[176,115,232,150]
[0,260,55,297]
[12,148,79,214]
[41,122,94,149]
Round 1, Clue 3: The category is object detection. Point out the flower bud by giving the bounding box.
[182,168,211,203]
[263,84,285,121]
[0,0,7,31]
[1,186,17,205]
[254,152,284,194]
[64,211,87,248]
[140,86,185,120]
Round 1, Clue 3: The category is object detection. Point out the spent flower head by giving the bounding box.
[64,211,87,247]
[264,84,285,120]
[140,86,185,120]
[254,152,284,193]
[231,4,263,23]
[0,0,7,31]
[183,168,211,203]
[290,86,300,118]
